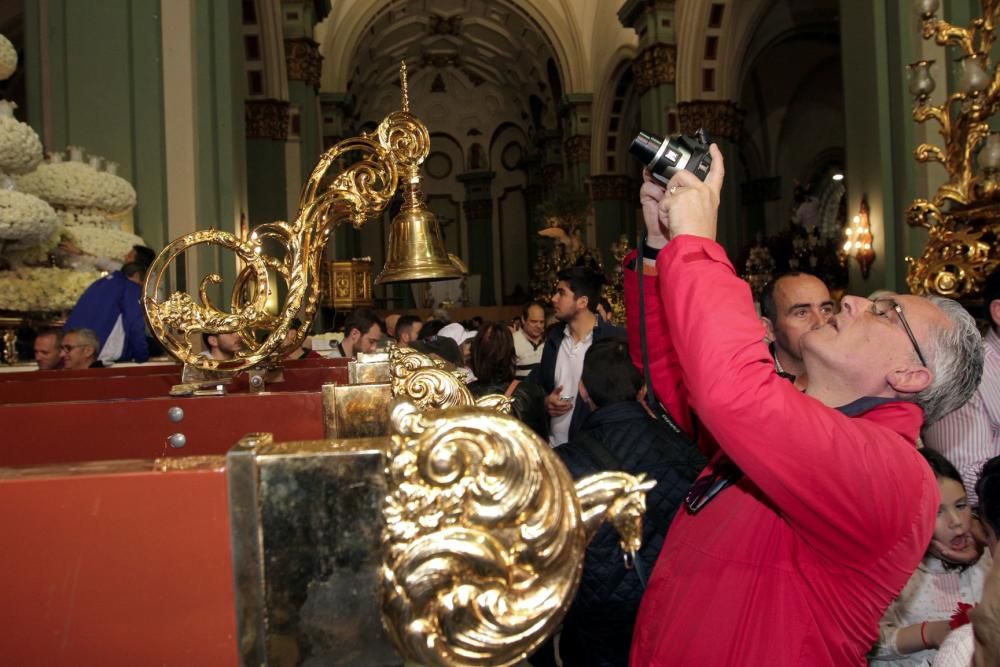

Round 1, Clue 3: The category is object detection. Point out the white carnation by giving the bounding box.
[0,34,15,81]
[0,189,59,249]
[65,223,145,262]
[16,160,137,213]
[0,266,102,312]
[0,107,44,174]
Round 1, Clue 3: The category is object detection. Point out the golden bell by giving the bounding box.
[376,174,463,284]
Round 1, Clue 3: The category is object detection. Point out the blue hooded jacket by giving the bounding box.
[65,271,149,362]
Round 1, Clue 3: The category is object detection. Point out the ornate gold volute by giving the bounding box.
[143,63,438,371]
[381,401,655,667]
[907,4,1000,299]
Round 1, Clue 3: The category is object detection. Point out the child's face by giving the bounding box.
[930,477,978,563]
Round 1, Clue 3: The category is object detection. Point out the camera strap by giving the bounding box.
[637,232,686,437]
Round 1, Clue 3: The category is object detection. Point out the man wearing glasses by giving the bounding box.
[624,145,983,667]
[60,328,104,370]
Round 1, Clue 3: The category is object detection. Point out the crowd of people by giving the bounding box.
[22,144,1000,666]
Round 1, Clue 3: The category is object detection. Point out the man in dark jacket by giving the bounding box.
[530,265,625,446]
[547,337,706,666]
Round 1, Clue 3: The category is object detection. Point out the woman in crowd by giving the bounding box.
[467,321,548,440]
[870,449,993,666]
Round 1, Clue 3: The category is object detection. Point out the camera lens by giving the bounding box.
[628,132,663,167]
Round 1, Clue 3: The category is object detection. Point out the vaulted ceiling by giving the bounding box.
[343,0,563,133]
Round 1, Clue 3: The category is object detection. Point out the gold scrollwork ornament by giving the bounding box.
[388,345,510,414]
[381,401,655,667]
[144,73,431,371]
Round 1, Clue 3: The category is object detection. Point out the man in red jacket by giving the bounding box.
[626,145,984,666]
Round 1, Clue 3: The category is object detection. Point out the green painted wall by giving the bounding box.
[840,0,906,292]
[191,0,245,305]
[290,80,321,186]
[24,0,168,251]
[246,140,288,227]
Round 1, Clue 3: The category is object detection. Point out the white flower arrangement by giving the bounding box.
[16,159,137,214]
[61,207,125,230]
[2,226,61,267]
[0,101,44,174]
[64,223,145,263]
[0,189,59,249]
[0,34,16,82]
[0,266,102,312]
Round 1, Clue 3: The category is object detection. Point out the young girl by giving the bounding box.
[870,449,993,666]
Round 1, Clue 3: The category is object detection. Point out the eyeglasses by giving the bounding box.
[870,298,927,367]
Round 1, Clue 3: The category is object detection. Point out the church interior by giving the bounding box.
[2,1,1000,665]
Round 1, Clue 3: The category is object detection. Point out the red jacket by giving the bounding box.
[626,237,937,666]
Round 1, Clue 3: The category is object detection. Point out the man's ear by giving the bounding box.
[348,328,361,342]
[990,299,1000,330]
[206,334,218,348]
[886,365,933,397]
[760,317,776,344]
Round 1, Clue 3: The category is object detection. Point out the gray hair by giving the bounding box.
[66,327,100,357]
[915,296,984,425]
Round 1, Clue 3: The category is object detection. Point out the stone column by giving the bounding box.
[539,129,564,193]
[619,0,677,137]
[521,149,545,271]
[838,0,928,292]
[677,100,744,255]
[24,0,171,251]
[245,98,292,227]
[458,171,497,306]
[588,174,637,267]
[319,92,362,260]
[561,94,593,189]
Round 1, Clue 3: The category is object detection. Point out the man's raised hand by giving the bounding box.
[659,143,725,242]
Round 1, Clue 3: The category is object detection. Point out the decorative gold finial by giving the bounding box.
[400,60,409,113]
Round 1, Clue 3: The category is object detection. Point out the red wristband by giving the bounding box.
[920,621,930,650]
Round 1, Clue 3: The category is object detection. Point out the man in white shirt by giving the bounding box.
[513,301,545,378]
[530,266,624,447]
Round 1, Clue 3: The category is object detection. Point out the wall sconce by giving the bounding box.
[843,197,875,279]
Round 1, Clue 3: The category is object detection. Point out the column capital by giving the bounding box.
[246,99,290,141]
[618,0,675,31]
[677,100,743,142]
[587,174,635,201]
[634,43,676,95]
[285,38,322,89]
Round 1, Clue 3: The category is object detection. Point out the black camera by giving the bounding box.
[628,128,712,184]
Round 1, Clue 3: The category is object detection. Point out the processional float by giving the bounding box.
[0,64,653,667]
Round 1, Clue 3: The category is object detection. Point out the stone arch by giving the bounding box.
[676,0,772,102]
[244,0,289,100]
[590,47,639,175]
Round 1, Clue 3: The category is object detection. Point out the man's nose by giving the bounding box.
[839,295,869,317]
